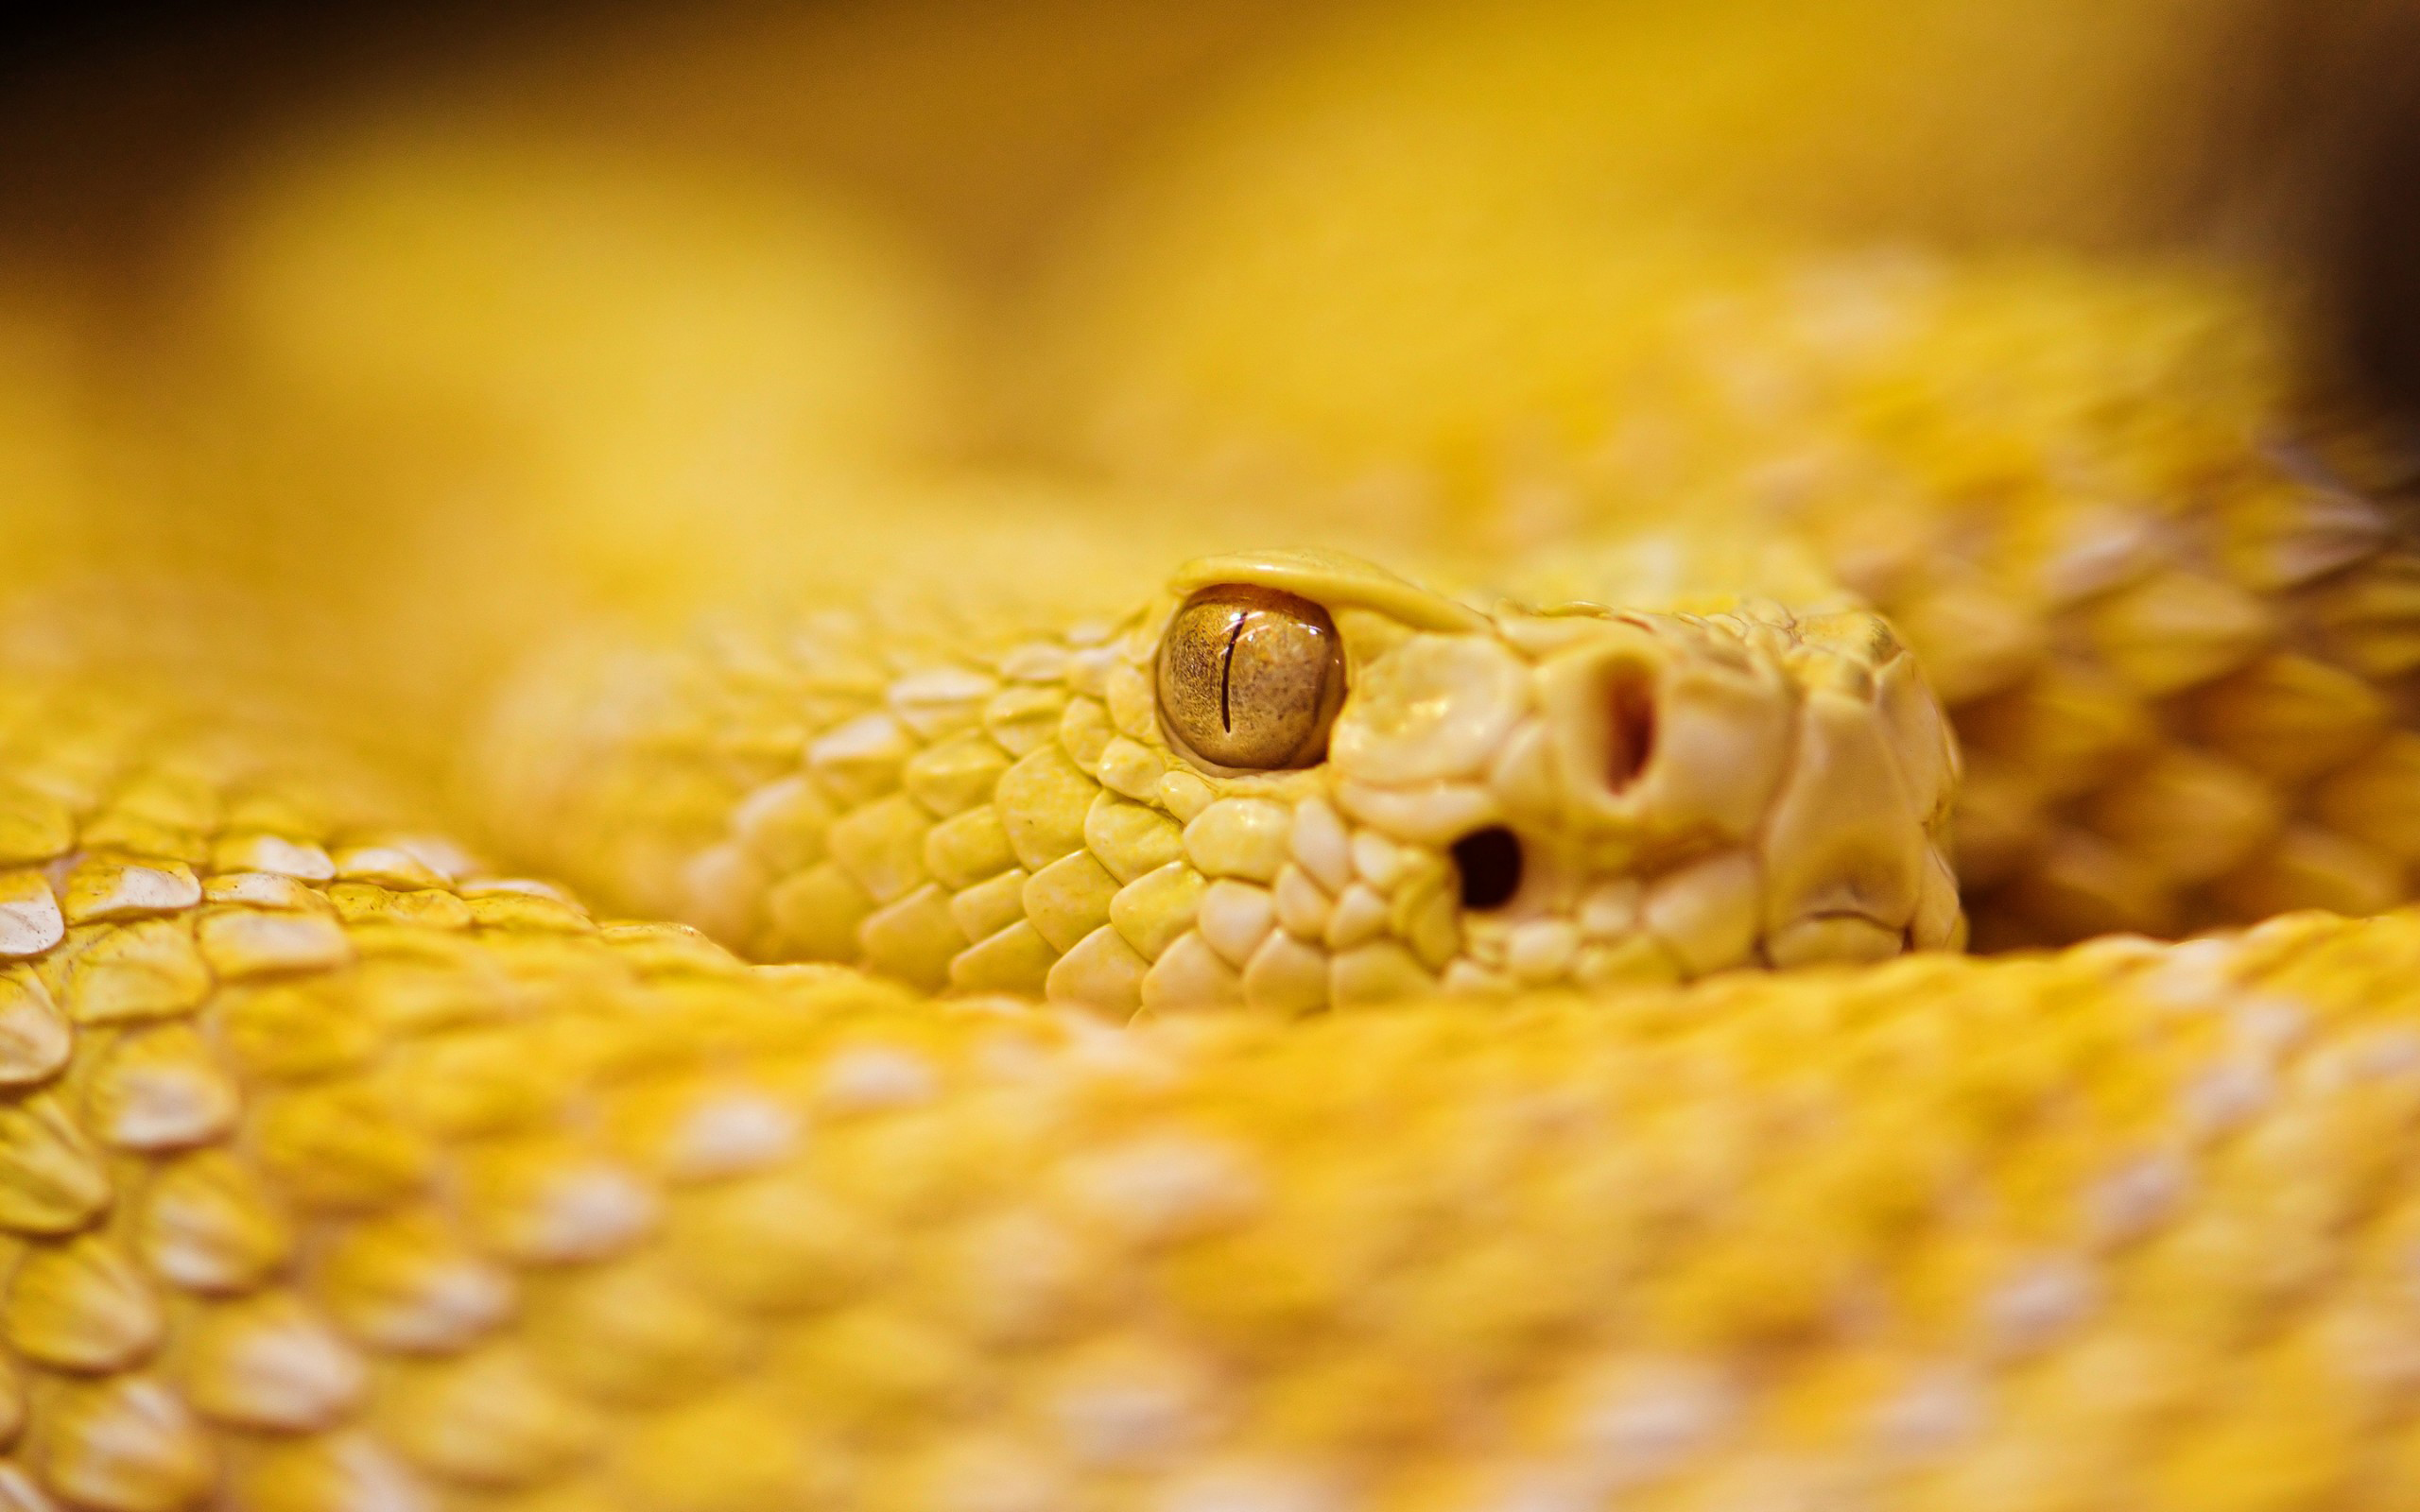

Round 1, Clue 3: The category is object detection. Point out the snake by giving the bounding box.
[8,65,2420,1512]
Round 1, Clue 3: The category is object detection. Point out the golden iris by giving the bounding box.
[1157,586,1344,770]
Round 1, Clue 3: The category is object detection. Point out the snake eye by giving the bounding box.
[1158,585,1344,770]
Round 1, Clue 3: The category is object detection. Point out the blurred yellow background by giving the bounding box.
[0,0,2411,776]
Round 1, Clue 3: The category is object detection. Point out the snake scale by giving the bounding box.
[9,14,2420,1512]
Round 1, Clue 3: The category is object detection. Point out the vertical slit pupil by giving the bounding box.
[1219,614,1245,733]
[1452,827,1524,911]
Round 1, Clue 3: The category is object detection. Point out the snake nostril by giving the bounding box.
[1605,662,1657,792]
[1452,826,1524,911]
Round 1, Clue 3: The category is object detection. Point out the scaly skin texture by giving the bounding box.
[8,649,2420,1509]
[475,548,1961,1013]
[7,15,2413,1506]
[17,242,2414,1508]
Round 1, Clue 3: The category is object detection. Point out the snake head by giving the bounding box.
[483,543,1962,1018]
[1097,548,1963,1014]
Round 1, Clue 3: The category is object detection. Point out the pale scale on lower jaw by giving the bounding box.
[477,547,1964,1016]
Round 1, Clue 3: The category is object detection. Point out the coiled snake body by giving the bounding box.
[5,248,2420,1511]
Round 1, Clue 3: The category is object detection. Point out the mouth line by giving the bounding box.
[1450,894,1905,980]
